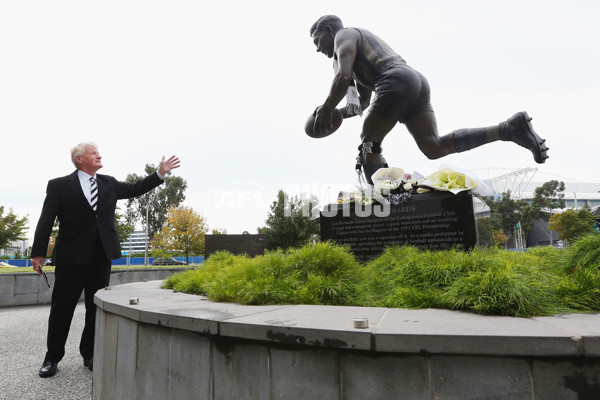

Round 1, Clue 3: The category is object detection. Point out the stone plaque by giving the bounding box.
[320,191,477,261]
[205,234,267,258]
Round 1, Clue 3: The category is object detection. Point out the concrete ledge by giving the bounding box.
[0,267,195,307]
[93,280,600,399]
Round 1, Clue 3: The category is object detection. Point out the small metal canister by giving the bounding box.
[129,297,139,305]
[353,317,369,329]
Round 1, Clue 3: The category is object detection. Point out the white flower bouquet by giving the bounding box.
[421,167,477,194]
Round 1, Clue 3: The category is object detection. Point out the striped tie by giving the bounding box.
[90,177,98,212]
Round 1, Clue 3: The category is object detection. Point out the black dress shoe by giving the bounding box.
[39,361,58,378]
[83,358,93,371]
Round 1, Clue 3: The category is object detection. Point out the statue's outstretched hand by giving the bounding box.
[314,105,333,133]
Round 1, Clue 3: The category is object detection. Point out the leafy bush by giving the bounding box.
[359,246,472,308]
[525,245,569,274]
[442,261,561,317]
[163,250,238,295]
[564,233,600,273]
[162,242,362,305]
[360,246,563,316]
[552,234,600,310]
[555,268,600,310]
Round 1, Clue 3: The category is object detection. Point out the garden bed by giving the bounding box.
[163,234,600,317]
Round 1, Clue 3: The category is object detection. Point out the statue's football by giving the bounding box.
[304,108,343,138]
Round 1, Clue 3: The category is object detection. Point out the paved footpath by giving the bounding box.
[0,303,92,400]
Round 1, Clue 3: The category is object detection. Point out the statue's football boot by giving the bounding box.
[499,111,549,164]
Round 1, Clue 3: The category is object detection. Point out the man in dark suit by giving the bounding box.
[31,142,180,377]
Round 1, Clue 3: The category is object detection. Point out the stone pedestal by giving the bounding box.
[320,191,478,261]
[93,281,600,400]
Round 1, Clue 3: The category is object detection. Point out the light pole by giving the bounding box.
[144,191,154,266]
[144,199,149,265]
[127,207,134,266]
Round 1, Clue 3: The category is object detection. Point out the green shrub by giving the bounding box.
[281,241,363,305]
[564,234,600,273]
[164,242,363,306]
[360,246,467,308]
[525,245,569,275]
[555,267,600,310]
[162,250,238,295]
[442,262,561,317]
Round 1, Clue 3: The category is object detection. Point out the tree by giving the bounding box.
[492,229,509,248]
[483,191,527,247]
[155,206,208,264]
[0,206,28,250]
[126,163,187,238]
[257,190,320,250]
[521,180,565,243]
[484,181,566,247]
[150,231,169,259]
[548,208,596,243]
[525,180,565,219]
[115,206,135,244]
[211,228,227,234]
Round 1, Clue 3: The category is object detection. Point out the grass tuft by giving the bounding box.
[564,234,600,273]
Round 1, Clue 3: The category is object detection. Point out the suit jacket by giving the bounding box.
[32,170,163,265]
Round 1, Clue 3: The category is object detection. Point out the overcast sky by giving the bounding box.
[2,0,599,239]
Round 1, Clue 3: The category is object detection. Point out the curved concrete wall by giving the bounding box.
[94,281,600,400]
[0,267,194,307]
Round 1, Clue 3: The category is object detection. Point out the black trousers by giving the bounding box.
[44,238,111,363]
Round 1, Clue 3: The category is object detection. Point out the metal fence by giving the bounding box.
[0,256,204,267]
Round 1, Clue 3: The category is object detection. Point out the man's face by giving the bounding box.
[77,145,103,173]
[312,29,334,58]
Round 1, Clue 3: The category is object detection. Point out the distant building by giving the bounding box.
[515,181,599,247]
[0,239,29,258]
[120,230,149,255]
[519,181,600,210]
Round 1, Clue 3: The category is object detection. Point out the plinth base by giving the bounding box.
[320,191,478,261]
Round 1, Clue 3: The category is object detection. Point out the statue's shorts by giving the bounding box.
[369,64,434,124]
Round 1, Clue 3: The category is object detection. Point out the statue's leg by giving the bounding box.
[450,125,501,153]
[407,111,500,158]
[405,111,456,159]
[358,143,388,185]
[360,111,396,184]
[407,111,549,163]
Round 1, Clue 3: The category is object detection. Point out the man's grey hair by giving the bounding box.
[70,142,98,168]
[310,15,344,36]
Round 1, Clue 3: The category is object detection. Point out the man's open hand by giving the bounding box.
[157,155,181,176]
[32,256,45,274]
